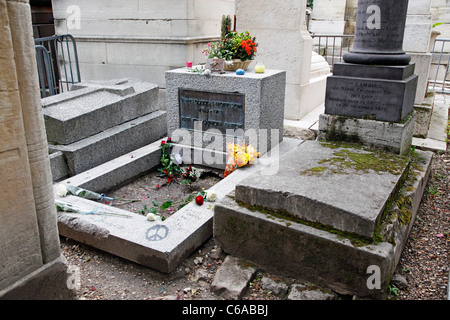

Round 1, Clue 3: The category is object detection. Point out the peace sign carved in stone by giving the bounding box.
[146,225,169,242]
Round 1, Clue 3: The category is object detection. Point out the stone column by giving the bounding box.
[0,0,73,299]
[343,0,412,65]
[319,0,419,155]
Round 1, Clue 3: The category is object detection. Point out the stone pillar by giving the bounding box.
[344,0,411,65]
[343,0,412,65]
[0,0,73,299]
[319,0,419,155]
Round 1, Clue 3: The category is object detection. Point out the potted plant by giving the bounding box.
[203,31,258,71]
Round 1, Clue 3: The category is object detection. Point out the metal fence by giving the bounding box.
[34,34,81,98]
[430,38,450,94]
[311,34,355,69]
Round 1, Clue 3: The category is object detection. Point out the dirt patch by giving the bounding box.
[108,166,223,220]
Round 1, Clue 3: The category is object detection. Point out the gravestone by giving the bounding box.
[319,0,419,156]
[165,68,286,168]
[213,0,434,298]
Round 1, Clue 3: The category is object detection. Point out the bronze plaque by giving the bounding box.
[179,89,245,135]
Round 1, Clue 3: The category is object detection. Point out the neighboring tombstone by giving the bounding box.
[44,78,167,176]
[0,0,74,299]
[165,68,286,168]
[213,0,433,299]
[319,0,418,156]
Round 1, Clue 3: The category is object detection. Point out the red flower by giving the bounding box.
[167,174,177,184]
[167,137,172,142]
[195,195,204,206]
[161,140,166,145]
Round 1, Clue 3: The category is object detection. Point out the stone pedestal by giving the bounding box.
[325,63,418,122]
[44,78,166,176]
[321,0,418,154]
[165,67,286,168]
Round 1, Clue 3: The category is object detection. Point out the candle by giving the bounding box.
[186,61,193,68]
[254,62,265,73]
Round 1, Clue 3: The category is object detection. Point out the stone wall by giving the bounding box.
[51,0,235,88]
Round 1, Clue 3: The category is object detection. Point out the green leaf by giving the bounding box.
[161,200,173,210]
[152,200,159,207]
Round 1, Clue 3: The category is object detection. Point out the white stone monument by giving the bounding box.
[51,0,235,89]
[235,0,331,121]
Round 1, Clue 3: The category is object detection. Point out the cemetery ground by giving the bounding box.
[59,132,449,301]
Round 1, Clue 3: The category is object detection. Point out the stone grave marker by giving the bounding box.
[319,0,419,156]
[213,0,434,298]
[165,68,286,168]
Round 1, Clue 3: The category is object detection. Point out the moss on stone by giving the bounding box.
[301,142,410,176]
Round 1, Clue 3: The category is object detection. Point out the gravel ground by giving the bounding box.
[60,143,449,301]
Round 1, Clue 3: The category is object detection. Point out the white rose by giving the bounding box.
[206,190,217,202]
[174,153,183,165]
[55,184,68,197]
[147,213,163,222]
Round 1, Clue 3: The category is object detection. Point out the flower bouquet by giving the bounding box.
[224,143,260,177]
[203,31,258,71]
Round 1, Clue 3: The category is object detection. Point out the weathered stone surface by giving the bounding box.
[49,110,167,175]
[42,78,159,145]
[325,64,418,123]
[214,147,433,298]
[234,140,410,239]
[49,151,70,182]
[1,0,72,298]
[165,68,286,155]
[210,256,257,300]
[260,277,289,298]
[318,112,416,156]
[60,141,162,193]
[287,284,338,300]
[56,138,304,274]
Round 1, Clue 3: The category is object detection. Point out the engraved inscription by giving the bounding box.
[179,89,245,135]
[325,76,409,122]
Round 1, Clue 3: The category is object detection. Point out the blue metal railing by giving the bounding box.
[34,34,81,98]
[431,38,450,94]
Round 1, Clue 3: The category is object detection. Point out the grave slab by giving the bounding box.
[42,78,159,145]
[49,110,167,175]
[55,138,304,273]
[214,147,433,298]
[234,140,410,239]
